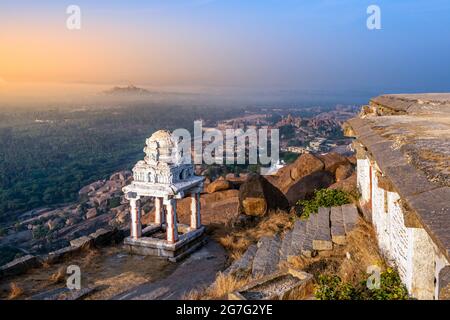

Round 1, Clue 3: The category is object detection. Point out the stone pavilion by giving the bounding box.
[122,130,206,262]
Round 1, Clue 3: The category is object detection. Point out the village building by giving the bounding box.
[345,94,450,299]
[122,130,206,262]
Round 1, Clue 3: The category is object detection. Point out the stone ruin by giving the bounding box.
[122,130,206,262]
[344,93,450,300]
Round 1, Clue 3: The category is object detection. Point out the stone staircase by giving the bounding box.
[225,204,359,278]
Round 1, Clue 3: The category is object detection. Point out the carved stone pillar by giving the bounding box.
[154,197,164,225]
[165,199,179,243]
[130,198,142,239]
[190,193,201,229]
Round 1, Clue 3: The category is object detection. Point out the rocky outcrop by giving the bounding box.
[85,208,98,220]
[224,244,257,277]
[171,189,240,226]
[206,178,232,193]
[239,174,289,217]
[285,171,335,206]
[317,152,350,174]
[335,163,354,181]
[0,255,40,278]
[328,172,357,193]
[267,153,324,193]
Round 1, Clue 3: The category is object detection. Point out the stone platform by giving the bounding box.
[123,223,206,262]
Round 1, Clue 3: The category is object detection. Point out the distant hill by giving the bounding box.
[102,85,152,96]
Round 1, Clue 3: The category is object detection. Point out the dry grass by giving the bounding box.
[49,267,66,284]
[337,219,385,284]
[8,282,24,300]
[183,272,252,300]
[84,248,101,264]
[284,219,385,288]
[214,209,294,262]
[86,272,151,300]
[190,208,384,301]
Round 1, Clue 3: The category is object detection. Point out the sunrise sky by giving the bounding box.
[1,0,450,98]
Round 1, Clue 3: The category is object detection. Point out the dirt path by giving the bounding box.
[113,240,227,300]
[0,245,177,300]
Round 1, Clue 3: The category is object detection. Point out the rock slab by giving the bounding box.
[330,206,346,245]
[313,207,332,251]
[252,236,281,277]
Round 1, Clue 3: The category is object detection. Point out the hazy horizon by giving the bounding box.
[1,0,450,106]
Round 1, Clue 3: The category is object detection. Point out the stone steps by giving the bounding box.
[312,207,332,251]
[251,235,281,277]
[286,220,307,259]
[342,203,359,233]
[330,206,346,245]
[301,212,318,257]
[279,230,293,261]
[225,204,360,279]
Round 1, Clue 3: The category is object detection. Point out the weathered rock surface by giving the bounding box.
[239,174,288,216]
[342,204,359,233]
[206,179,232,193]
[224,244,257,277]
[43,246,82,264]
[172,189,240,226]
[285,171,335,206]
[267,153,324,193]
[114,240,227,300]
[30,286,98,300]
[286,220,307,260]
[89,228,117,246]
[279,230,293,262]
[335,163,354,181]
[330,206,346,245]
[225,204,361,282]
[328,172,357,193]
[347,155,357,165]
[439,266,450,300]
[301,213,318,257]
[252,235,281,277]
[312,207,332,251]
[70,236,93,248]
[317,152,349,174]
[0,255,40,278]
[85,208,98,220]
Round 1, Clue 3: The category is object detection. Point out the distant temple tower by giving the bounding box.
[122,130,205,261]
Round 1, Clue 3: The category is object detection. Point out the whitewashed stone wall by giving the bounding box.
[356,158,371,203]
[358,155,450,299]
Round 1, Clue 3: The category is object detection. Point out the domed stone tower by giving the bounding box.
[122,130,205,262]
[144,130,178,165]
[131,130,194,184]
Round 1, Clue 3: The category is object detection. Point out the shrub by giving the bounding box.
[32,225,49,239]
[315,268,410,300]
[315,275,356,300]
[108,197,121,209]
[297,189,351,218]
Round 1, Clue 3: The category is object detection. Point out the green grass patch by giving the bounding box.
[315,268,410,300]
[297,189,351,218]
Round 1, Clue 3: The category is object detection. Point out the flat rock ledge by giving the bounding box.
[0,227,121,279]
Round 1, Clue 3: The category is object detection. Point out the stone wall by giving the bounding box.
[357,155,450,299]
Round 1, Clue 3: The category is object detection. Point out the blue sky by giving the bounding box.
[1,0,450,99]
